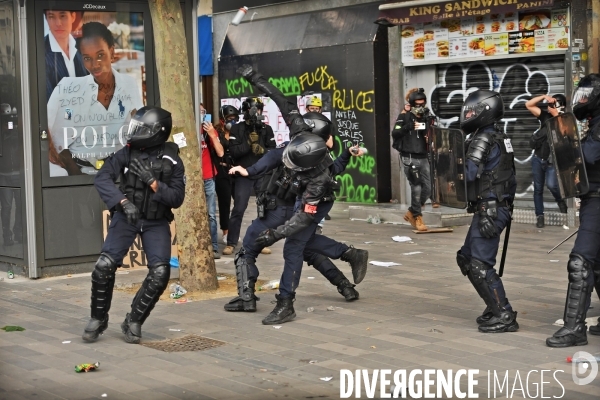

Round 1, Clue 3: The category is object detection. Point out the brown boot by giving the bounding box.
[415,216,428,231]
[403,211,417,228]
[260,248,272,255]
[223,246,235,255]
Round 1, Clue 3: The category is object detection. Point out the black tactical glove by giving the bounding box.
[236,64,254,79]
[118,199,139,226]
[129,158,156,186]
[255,229,284,247]
[478,213,498,239]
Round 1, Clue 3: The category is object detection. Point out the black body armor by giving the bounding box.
[119,143,179,221]
[467,132,515,202]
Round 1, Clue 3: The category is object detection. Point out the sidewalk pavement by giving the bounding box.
[0,202,598,399]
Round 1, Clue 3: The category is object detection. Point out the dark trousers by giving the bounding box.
[102,212,171,266]
[227,176,263,247]
[215,173,233,231]
[571,196,600,308]
[460,207,513,311]
[280,201,348,297]
[532,156,561,216]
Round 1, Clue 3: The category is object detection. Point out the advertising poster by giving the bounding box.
[44,9,146,177]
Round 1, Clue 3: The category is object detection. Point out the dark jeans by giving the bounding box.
[102,212,171,266]
[401,156,431,217]
[227,176,263,247]
[532,156,561,216]
[215,173,233,231]
[279,201,348,297]
[460,207,513,311]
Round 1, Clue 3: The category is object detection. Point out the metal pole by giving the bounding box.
[18,0,40,278]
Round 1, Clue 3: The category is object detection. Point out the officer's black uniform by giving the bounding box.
[237,64,368,325]
[455,90,519,333]
[227,101,275,250]
[223,143,361,312]
[82,106,185,344]
[547,74,600,347]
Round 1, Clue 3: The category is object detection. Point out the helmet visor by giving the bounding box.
[461,103,487,124]
[572,87,594,106]
[126,120,153,143]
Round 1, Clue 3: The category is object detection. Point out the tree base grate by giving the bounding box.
[141,335,226,352]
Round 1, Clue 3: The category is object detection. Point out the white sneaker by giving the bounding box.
[222,234,227,245]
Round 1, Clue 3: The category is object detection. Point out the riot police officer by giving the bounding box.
[223,127,366,312]
[82,106,185,344]
[547,74,600,347]
[236,64,368,324]
[456,90,519,333]
[225,98,276,255]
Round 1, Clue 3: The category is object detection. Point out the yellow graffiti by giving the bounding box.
[299,66,338,92]
[333,89,374,112]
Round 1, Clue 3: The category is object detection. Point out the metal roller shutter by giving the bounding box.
[430,56,566,206]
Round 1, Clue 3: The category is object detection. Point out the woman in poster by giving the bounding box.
[47,21,143,176]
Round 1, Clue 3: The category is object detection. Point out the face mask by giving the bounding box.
[411,105,428,116]
[225,119,237,131]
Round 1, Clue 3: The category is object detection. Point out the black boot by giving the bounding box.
[340,246,368,284]
[337,279,359,301]
[476,306,493,325]
[121,313,142,344]
[589,317,600,336]
[123,263,170,344]
[82,315,109,342]
[536,215,545,228]
[547,254,592,348]
[557,200,568,214]
[478,310,519,333]
[224,294,259,311]
[82,254,116,342]
[262,294,296,325]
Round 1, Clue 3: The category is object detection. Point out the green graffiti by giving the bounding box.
[336,173,376,203]
[268,76,301,96]
[226,77,253,97]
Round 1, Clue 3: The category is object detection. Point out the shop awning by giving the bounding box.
[220,3,382,57]
[376,0,555,26]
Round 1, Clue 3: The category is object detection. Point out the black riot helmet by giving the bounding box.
[408,88,427,107]
[282,133,328,171]
[125,106,172,149]
[460,90,504,134]
[572,74,600,120]
[302,112,332,141]
[219,105,240,130]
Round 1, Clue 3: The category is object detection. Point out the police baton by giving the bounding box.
[547,229,578,254]
[498,205,513,277]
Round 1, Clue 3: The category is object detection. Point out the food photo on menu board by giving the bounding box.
[400,9,570,63]
[44,10,146,177]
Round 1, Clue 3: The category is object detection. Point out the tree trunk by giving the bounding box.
[148,0,217,291]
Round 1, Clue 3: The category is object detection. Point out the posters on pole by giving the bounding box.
[43,8,146,177]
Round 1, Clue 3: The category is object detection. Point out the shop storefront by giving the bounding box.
[378,0,584,223]
[0,0,196,277]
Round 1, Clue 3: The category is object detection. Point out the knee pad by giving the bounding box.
[468,258,490,285]
[306,253,327,268]
[147,263,171,292]
[92,253,117,281]
[567,253,592,283]
[456,251,470,276]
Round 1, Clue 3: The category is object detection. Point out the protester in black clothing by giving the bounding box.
[391,88,435,231]
[214,105,238,243]
[525,94,568,228]
[225,98,276,255]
